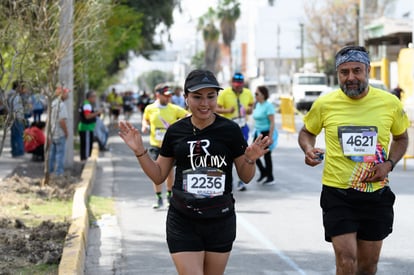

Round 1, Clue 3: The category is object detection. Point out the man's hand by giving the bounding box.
[304,149,325,167]
[365,161,392,182]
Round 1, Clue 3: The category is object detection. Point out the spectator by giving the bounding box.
[94,115,109,151]
[49,87,69,176]
[171,87,185,108]
[7,80,25,157]
[78,91,102,161]
[31,92,46,122]
[391,86,403,100]
[20,84,32,127]
[24,121,46,162]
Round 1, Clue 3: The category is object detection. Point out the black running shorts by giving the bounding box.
[320,185,395,242]
[166,205,236,253]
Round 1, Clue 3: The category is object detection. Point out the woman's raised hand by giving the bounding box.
[118,121,145,155]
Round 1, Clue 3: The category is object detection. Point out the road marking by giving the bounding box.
[238,214,306,275]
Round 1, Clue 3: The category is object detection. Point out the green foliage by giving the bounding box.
[15,264,58,275]
[0,1,179,95]
[197,7,219,42]
[217,0,240,46]
[76,0,179,90]
[137,70,174,92]
[73,2,141,91]
[121,0,179,54]
[197,7,221,74]
[191,51,205,70]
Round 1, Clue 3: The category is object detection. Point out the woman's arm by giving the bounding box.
[234,134,270,183]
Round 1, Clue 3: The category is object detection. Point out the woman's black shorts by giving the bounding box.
[320,185,395,242]
[166,205,236,253]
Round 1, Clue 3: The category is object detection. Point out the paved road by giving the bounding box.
[85,113,414,275]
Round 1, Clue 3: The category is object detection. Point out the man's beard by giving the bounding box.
[340,79,368,98]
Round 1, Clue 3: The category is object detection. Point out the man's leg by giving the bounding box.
[55,137,66,175]
[332,233,358,275]
[356,239,383,275]
[79,131,87,160]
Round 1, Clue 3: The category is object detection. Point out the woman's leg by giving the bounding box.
[264,150,273,180]
[171,251,204,275]
[171,251,230,275]
[255,157,266,179]
[204,251,231,275]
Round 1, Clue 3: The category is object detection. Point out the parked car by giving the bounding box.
[291,72,331,111]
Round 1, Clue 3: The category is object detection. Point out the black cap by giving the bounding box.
[184,70,223,93]
[155,85,172,96]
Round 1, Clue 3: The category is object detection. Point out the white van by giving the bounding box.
[291,73,330,111]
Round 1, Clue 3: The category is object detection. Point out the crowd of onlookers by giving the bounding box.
[0,81,72,176]
[0,81,188,176]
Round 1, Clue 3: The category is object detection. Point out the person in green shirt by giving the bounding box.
[78,91,102,161]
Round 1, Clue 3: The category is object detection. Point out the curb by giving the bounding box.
[58,144,99,275]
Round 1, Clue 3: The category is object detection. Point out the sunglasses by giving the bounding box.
[255,93,262,96]
[233,74,244,81]
[156,86,170,94]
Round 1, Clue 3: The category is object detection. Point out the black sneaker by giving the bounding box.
[263,178,275,186]
[257,174,267,184]
[152,196,163,209]
[166,192,172,206]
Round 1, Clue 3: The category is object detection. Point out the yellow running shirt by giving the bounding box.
[304,86,409,192]
[143,102,188,148]
[217,87,254,120]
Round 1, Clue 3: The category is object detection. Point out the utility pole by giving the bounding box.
[277,24,281,94]
[359,0,365,46]
[59,0,74,167]
[299,23,304,68]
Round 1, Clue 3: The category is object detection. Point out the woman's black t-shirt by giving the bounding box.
[161,115,247,193]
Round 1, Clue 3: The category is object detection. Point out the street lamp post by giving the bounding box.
[299,23,304,68]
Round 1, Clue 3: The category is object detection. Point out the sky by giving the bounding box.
[163,0,413,53]
[120,0,414,90]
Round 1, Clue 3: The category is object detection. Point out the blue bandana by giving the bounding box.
[335,50,370,69]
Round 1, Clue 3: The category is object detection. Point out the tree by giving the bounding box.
[304,0,397,76]
[304,0,359,74]
[137,70,174,92]
[191,51,205,70]
[102,0,180,76]
[73,1,180,95]
[0,0,111,185]
[197,7,221,74]
[217,0,240,75]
